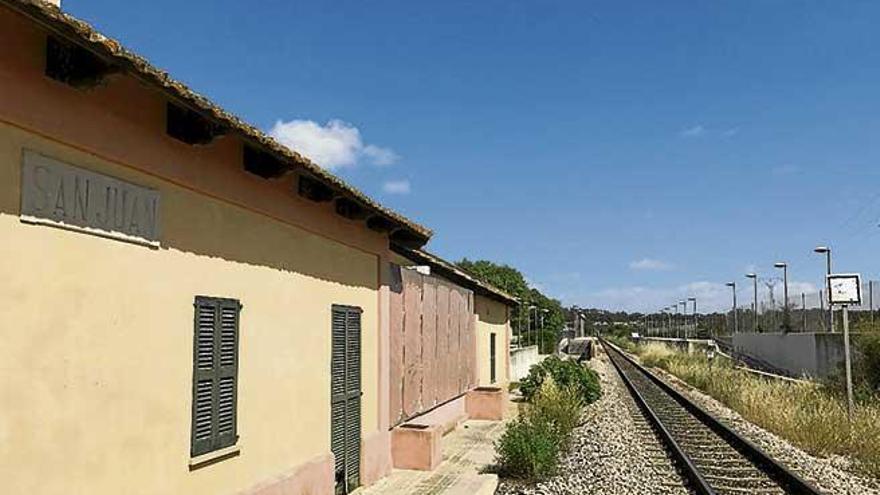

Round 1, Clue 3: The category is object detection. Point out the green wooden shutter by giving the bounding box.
[331,305,362,494]
[490,333,497,384]
[344,308,362,490]
[191,296,240,457]
[331,307,347,486]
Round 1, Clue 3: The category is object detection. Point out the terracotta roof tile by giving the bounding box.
[4,0,432,243]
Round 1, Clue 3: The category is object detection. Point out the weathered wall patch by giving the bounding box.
[20,150,161,245]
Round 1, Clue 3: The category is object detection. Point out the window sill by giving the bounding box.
[189,445,241,470]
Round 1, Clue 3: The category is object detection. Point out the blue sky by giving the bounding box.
[66,0,880,312]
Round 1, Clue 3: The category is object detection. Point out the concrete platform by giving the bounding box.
[357,415,510,495]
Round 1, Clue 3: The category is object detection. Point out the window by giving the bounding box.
[191,296,241,457]
[490,333,497,384]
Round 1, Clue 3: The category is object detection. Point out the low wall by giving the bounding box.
[731,332,850,378]
[509,345,540,381]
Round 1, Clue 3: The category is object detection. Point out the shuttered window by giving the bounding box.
[191,296,241,457]
[490,333,497,384]
[331,305,362,494]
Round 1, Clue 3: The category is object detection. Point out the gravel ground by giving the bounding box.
[497,353,691,495]
[646,360,880,495]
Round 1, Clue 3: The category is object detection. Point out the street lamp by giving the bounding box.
[726,282,738,334]
[673,303,680,339]
[528,305,537,347]
[665,306,673,336]
[540,308,549,354]
[814,246,833,332]
[774,262,790,331]
[679,300,687,339]
[688,297,697,337]
[746,273,758,332]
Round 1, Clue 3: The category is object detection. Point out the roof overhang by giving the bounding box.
[391,244,519,307]
[2,0,432,248]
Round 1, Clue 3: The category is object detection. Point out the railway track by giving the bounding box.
[600,339,823,495]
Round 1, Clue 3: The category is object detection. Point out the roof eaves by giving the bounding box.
[4,0,432,244]
[391,244,519,306]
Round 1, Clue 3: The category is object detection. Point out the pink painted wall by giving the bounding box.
[388,266,477,427]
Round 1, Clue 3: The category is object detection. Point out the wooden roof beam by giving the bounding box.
[334,197,369,221]
[297,174,336,203]
[166,102,227,145]
[242,145,291,179]
[45,35,118,88]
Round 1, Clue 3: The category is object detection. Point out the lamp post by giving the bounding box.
[578,310,595,337]
[814,246,834,332]
[688,297,697,337]
[774,262,790,331]
[726,282,738,335]
[673,304,680,338]
[746,273,758,332]
[540,308,549,354]
[528,305,537,347]
[680,300,687,339]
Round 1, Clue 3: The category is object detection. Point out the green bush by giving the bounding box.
[520,355,601,404]
[495,379,583,480]
[855,332,880,394]
[495,415,560,480]
[525,378,583,449]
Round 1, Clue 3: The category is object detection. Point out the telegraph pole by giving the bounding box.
[746,273,758,332]
[726,282,738,334]
[775,262,790,331]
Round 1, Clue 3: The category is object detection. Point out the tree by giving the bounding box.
[457,258,564,353]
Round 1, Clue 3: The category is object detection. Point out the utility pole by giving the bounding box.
[688,297,697,337]
[774,262,790,331]
[843,304,854,420]
[528,306,537,347]
[746,273,758,332]
[680,300,687,339]
[726,282,738,335]
[802,292,807,332]
[540,308,549,354]
[814,246,833,332]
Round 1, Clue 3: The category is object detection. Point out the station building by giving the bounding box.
[0,1,516,494]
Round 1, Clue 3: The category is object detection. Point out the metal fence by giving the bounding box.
[645,281,880,337]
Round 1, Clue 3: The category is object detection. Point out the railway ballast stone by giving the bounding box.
[497,353,689,495]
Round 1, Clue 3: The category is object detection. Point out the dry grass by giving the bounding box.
[632,342,880,479]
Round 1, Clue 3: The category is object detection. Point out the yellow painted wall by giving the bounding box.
[0,124,381,494]
[475,295,511,387]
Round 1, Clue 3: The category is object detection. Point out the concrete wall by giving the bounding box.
[731,332,848,378]
[0,8,393,494]
[475,295,510,387]
[509,345,540,382]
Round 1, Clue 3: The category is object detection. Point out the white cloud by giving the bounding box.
[679,125,740,139]
[269,119,398,169]
[680,125,706,138]
[629,258,673,271]
[363,145,399,166]
[382,179,411,195]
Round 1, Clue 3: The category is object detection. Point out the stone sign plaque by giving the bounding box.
[20,150,161,245]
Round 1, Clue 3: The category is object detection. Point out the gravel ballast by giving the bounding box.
[498,353,690,495]
[646,358,880,495]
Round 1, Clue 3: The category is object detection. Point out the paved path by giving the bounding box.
[358,413,512,495]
